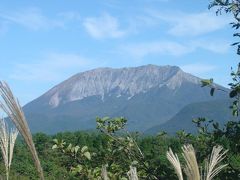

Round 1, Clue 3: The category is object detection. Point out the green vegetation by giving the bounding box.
[0,116,237,179]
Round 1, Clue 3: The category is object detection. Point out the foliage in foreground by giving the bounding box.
[0,117,237,180]
[0,82,44,179]
[0,118,18,180]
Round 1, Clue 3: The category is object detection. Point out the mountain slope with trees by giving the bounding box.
[146,99,233,134]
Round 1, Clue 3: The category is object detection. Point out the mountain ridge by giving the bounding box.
[145,99,233,134]
[34,65,201,108]
[23,64,228,134]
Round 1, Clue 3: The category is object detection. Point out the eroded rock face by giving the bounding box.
[45,65,200,108]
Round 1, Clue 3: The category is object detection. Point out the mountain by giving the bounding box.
[23,65,228,134]
[145,99,233,135]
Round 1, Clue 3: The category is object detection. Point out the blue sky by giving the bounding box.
[0,0,238,105]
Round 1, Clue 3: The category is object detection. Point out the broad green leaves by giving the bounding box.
[201,79,216,96]
[201,79,213,87]
[96,116,127,134]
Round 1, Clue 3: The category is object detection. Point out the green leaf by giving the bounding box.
[230,90,237,98]
[132,160,138,165]
[213,122,219,129]
[201,78,213,87]
[233,109,238,116]
[66,144,72,151]
[192,119,199,123]
[81,146,88,153]
[102,116,110,121]
[71,165,83,175]
[74,146,80,153]
[210,88,215,96]
[53,139,58,144]
[52,144,58,150]
[83,152,91,160]
[157,131,167,137]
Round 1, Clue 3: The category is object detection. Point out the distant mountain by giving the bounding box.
[145,99,233,135]
[23,65,228,134]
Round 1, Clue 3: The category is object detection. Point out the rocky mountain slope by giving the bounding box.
[23,65,228,134]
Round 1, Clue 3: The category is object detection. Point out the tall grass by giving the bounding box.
[167,144,228,180]
[0,118,18,180]
[127,166,139,180]
[0,81,44,180]
[166,148,184,180]
[203,146,228,180]
[182,144,200,180]
[101,165,109,180]
[100,165,139,180]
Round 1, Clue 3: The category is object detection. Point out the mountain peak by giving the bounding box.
[42,65,198,108]
[23,64,227,133]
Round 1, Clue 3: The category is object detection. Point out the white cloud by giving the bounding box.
[0,7,74,30]
[83,13,126,39]
[10,53,93,81]
[58,11,81,21]
[147,10,229,36]
[122,41,191,58]
[121,39,230,58]
[181,63,217,74]
[189,39,230,54]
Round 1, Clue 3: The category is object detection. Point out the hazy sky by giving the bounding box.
[0,0,238,105]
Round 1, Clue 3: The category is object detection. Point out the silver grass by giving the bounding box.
[0,118,18,180]
[204,145,228,180]
[182,144,200,180]
[166,148,183,180]
[101,165,109,180]
[0,118,9,180]
[9,127,18,171]
[167,144,228,180]
[127,166,139,180]
[0,81,44,180]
